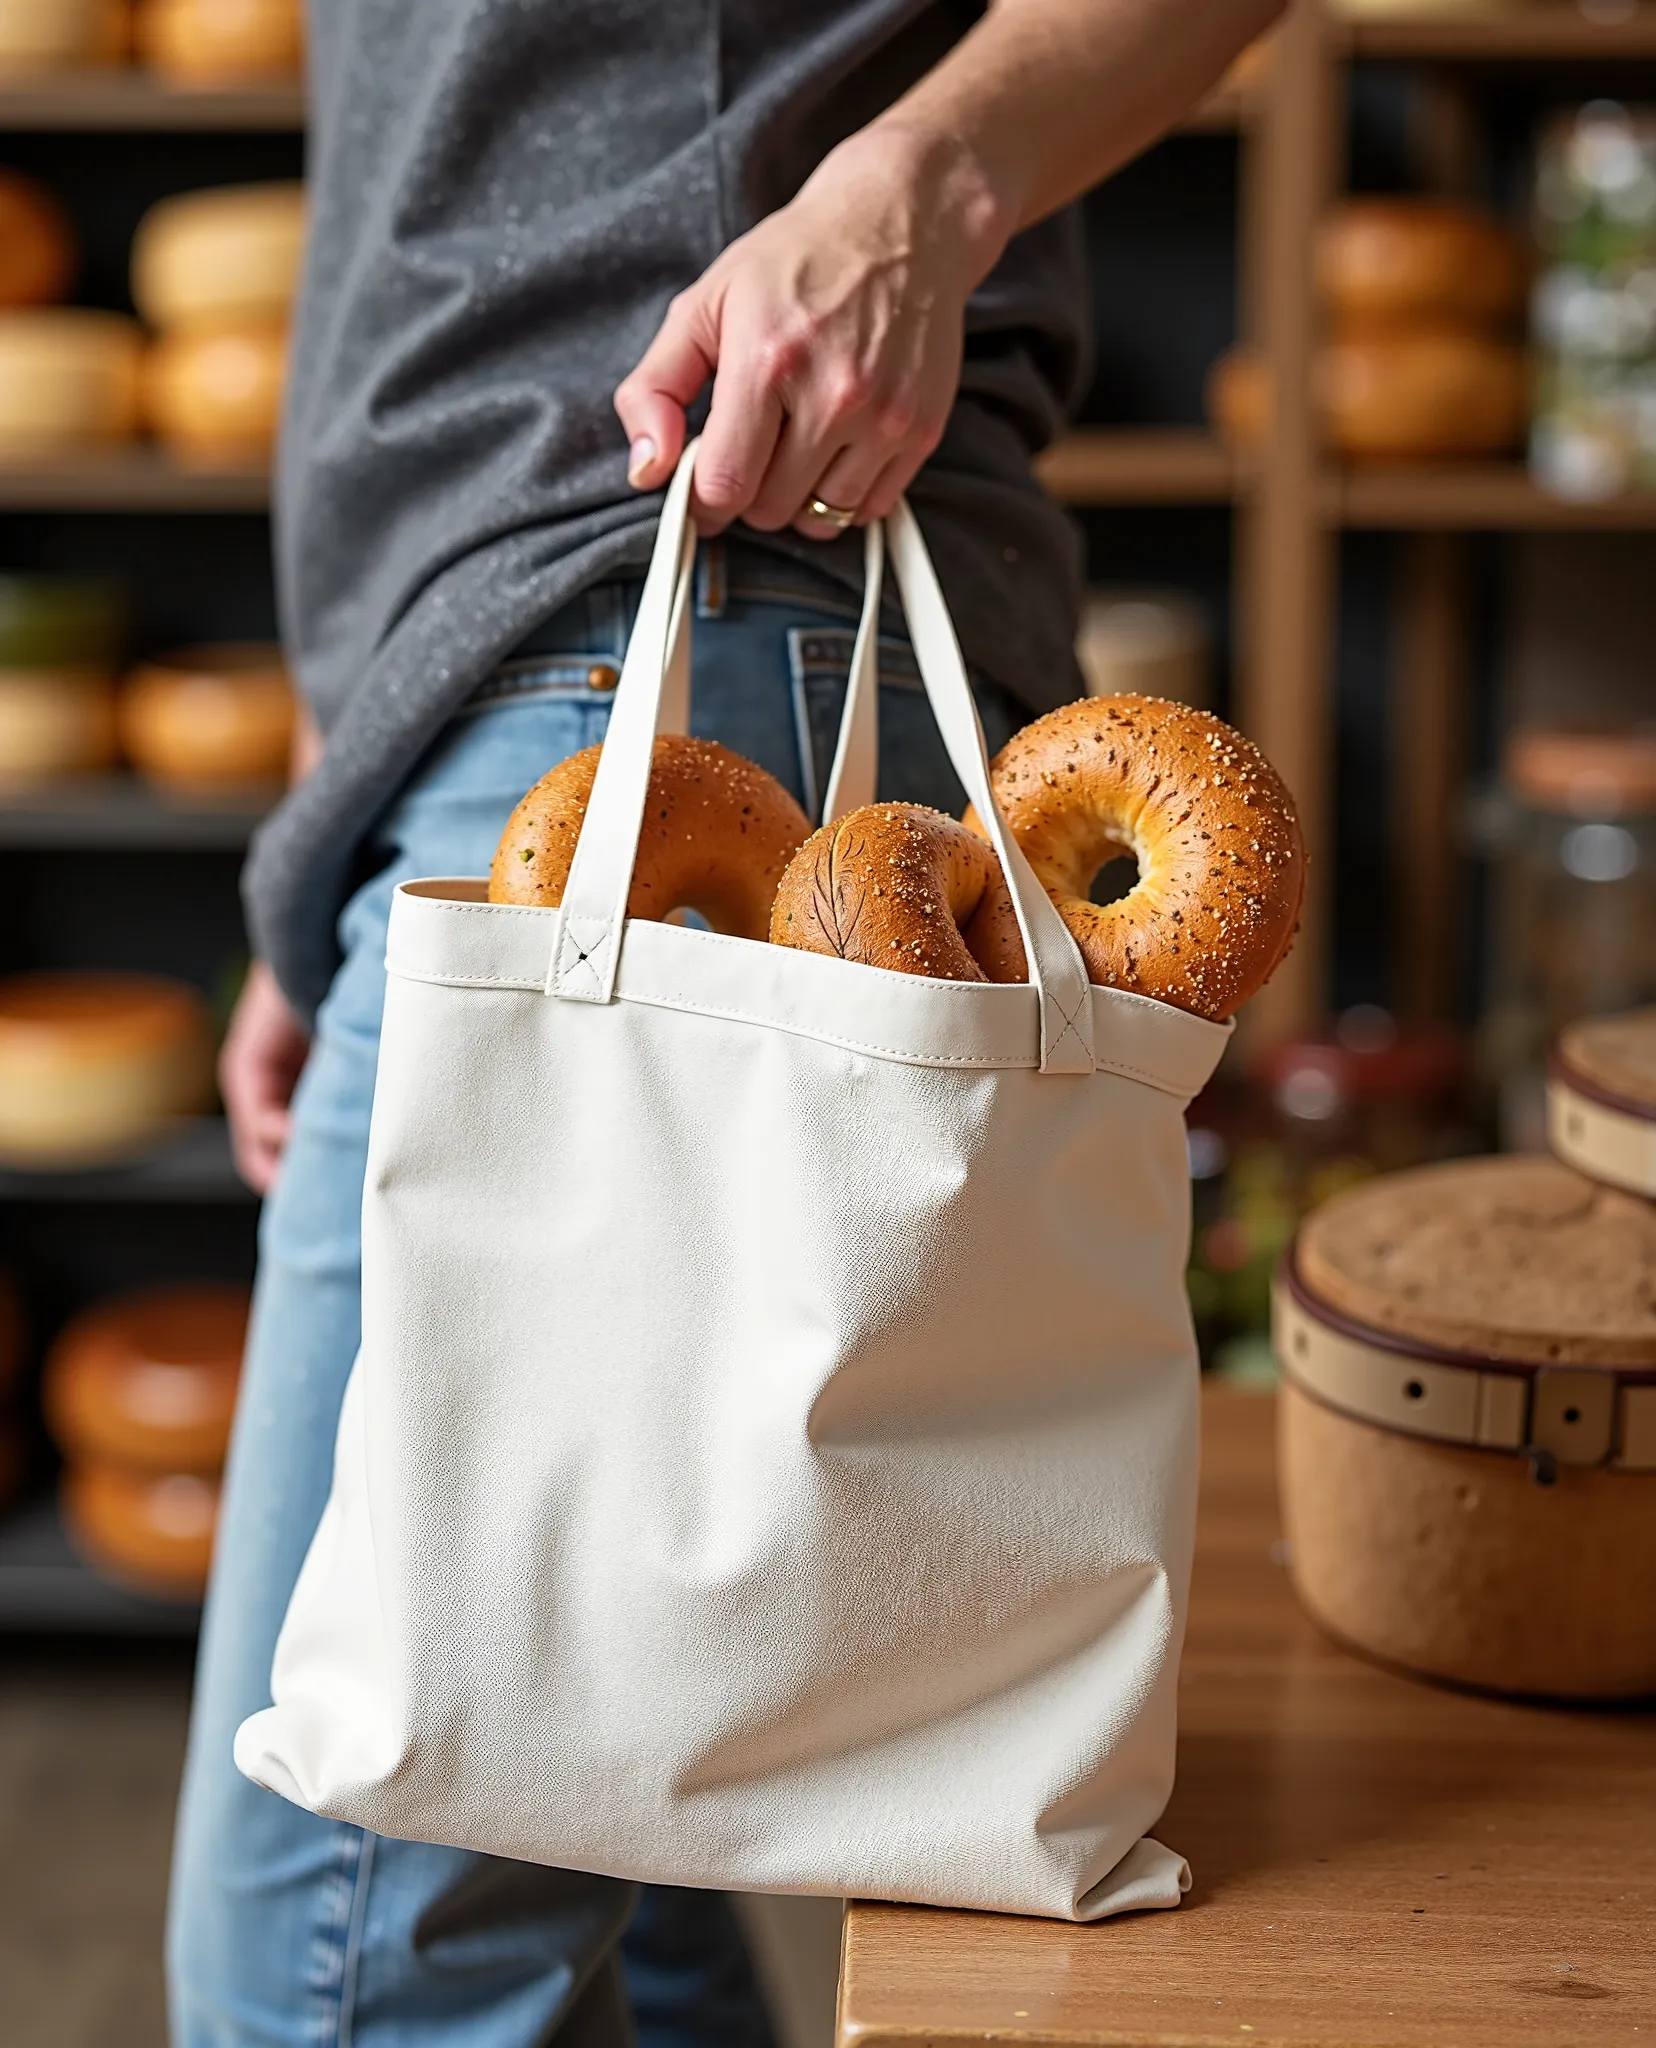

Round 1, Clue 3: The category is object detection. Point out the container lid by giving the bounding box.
[1503,726,1656,816]
[1555,1007,1656,1120]
[1295,1155,1656,1367]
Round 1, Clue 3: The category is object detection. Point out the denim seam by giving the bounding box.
[304,1821,364,2046]
[335,1829,376,2048]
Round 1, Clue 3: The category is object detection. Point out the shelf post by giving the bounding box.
[1235,0,1343,1042]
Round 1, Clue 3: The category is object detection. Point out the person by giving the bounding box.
[167,1,1282,2042]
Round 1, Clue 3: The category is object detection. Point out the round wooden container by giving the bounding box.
[44,1283,247,1473]
[0,971,213,1166]
[119,642,293,786]
[0,310,142,455]
[1208,331,1527,460]
[61,1462,218,1599]
[1274,1155,1656,1699]
[131,182,304,329]
[1549,1009,1656,1201]
[142,319,286,465]
[1318,199,1522,333]
[0,668,118,780]
[137,0,302,82]
[0,0,126,73]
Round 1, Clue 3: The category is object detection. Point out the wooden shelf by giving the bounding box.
[1330,461,1656,527]
[0,776,275,849]
[0,1119,252,1204]
[1037,428,1237,504]
[0,70,303,130]
[1343,2,1656,62]
[0,449,269,512]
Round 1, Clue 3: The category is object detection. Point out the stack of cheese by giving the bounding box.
[1210,198,1528,461]
[137,0,302,83]
[119,642,296,788]
[0,971,213,1167]
[0,573,127,783]
[0,170,145,461]
[0,0,127,74]
[45,1284,247,1600]
[133,181,303,467]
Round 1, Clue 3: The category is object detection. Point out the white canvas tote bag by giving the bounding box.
[236,442,1230,1922]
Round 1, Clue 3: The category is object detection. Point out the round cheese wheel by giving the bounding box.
[0,0,127,71]
[0,310,142,456]
[0,173,75,310]
[142,319,286,464]
[44,1283,247,1473]
[0,576,126,668]
[0,668,119,780]
[1208,334,1526,459]
[138,0,301,81]
[131,183,304,329]
[61,1462,218,1599]
[120,643,293,786]
[1319,199,1523,334]
[0,972,213,1167]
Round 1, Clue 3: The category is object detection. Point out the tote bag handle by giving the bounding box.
[547,440,1094,1075]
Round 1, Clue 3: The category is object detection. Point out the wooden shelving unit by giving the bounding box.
[1330,463,1656,529]
[0,78,286,1635]
[1036,429,1237,504]
[0,450,270,511]
[0,71,303,129]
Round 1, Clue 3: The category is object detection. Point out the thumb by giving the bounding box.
[615,286,718,490]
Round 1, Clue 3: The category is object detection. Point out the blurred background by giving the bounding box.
[0,2,1653,2044]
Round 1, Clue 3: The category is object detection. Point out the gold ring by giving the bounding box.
[806,496,859,530]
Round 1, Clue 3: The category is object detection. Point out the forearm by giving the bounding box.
[828,0,1284,282]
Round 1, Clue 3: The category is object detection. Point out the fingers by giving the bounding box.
[789,413,918,537]
[614,287,717,492]
[218,961,309,1195]
[691,349,786,535]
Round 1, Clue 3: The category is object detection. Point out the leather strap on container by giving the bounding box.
[1272,1264,1656,1474]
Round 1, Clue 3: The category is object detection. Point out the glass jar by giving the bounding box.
[1531,101,1656,499]
[1186,1011,1470,1381]
[1482,725,1656,1147]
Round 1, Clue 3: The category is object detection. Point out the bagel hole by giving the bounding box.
[1088,850,1140,906]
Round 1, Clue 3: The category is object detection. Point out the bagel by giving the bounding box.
[964,695,1304,1020]
[490,733,809,939]
[769,803,1016,980]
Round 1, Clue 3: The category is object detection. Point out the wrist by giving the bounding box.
[807,119,1015,289]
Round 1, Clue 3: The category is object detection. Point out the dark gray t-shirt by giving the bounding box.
[249,0,1090,1016]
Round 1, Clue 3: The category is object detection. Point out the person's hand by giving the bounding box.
[220,960,310,1195]
[614,124,1008,538]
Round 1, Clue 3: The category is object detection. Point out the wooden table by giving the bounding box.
[837,1386,1656,2047]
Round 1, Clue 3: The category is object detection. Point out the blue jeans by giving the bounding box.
[167,543,1021,2048]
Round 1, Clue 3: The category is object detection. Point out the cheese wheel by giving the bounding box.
[0,311,142,456]
[119,643,293,786]
[0,0,127,71]
[0,668,119,780]
[44,1283,247,1473]
[131,183,305,329]
[137,0,301,81]
[1319,200,1523,334]
[142,320,286,464]
[0,173,75,310]
[1209,335,1526,459]
[0,972,213,1166]
[61,1462,218,1599]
